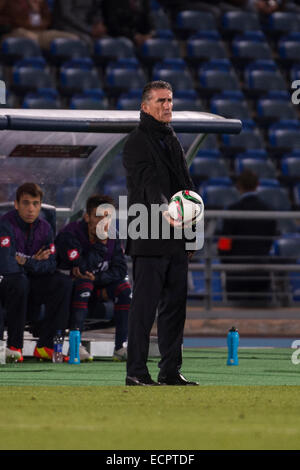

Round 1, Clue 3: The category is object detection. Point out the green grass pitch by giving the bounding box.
[1,348,300,450]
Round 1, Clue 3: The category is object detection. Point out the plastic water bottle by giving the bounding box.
[53,330,64,363]
[0,340,5,365]
[227,326,239,366]
[69,329,80,364]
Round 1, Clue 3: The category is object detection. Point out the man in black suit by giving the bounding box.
[122,80,198,386]
[218,169,277,302]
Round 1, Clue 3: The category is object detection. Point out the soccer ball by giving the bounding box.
[168,190,204,227]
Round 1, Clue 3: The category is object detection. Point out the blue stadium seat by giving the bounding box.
[221,120,264,155]
[256,179,291,211]
[105,64,147,93]
[94,37,135,63]
[265,12,300,35]
[232,32,273,65]
[49,38,90,64]
[22,89,61,109]
[197,133,218,151]
[190,157,229,182]
[140,38,181,62]
[278,33,300,63]
[200,177,240,208]
[186,36,228,63]
[290,63,300,81]
[235,157,277,179]
[210,92,251,119]
[273,233,300,259]
[189,262,223,301]
[154,29,174,39]
[1,37,41,64]
[236,149,268,160]
[244,61,287,95]
[269,120,300,151]
[175,10,217,36]
[256,91,298,124]
[60,66,102,96]
[70,89,108,109]
[152,68,194,92]
[12,62,55,94]
[198,62,240,95]
[222,10,261,34]
[116,89,143,110]
[281,156,300,179]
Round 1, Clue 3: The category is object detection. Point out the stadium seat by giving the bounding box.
[152,68,194,92]
[116,89,143,110]
[244,61,287,96]
[139,38,181,62]
[1,37,41,64]
[150,6,171,30]
[265,12,300,35]
[210,91,251,119]
[200,177,240,209]
[94,37,135,64]
[222,10,261,35]
[174,10,217,37]
[268,120,300,152]
[190,157,229,182]
[256,179,291,211]
[12,63,55,94]
[232,32,273,66]
[22,89,61,109]
[278,33,300,63]
[70,89,108,109]
[49,37,90,64]
[186,36,228,63]
[198,61,240,96]
[189,262,223,301]
[236,149,268,160]
[105,64,147,94]
[281,156,300,180]
[197,133,219,151]
[221,120,264,155]
[272,233,300,259]
[235,157,277,179]
[256,91,298,125]
[59,65,102,96]
[195,149,222,159]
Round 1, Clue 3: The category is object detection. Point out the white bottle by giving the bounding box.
[0,340,6,365]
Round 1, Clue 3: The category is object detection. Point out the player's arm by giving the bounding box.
[0,221,22,274]
[95,239,127,286]
[23,228,56,274]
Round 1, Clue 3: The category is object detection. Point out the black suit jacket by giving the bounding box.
[122,124,195,256]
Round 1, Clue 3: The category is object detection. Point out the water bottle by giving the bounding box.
[0,340,5,365]
[227,326,239,366]
[53,330,64,363]
[69,329,80,364]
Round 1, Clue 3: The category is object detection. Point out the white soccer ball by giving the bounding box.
[168,190,204,227]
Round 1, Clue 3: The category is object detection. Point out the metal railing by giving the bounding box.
[188,210,300,312]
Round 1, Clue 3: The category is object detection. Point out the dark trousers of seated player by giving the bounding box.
[70,279,130,350]
[0,273,29,349]
[27,272,73,349]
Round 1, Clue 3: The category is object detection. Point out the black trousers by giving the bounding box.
[0,272,73,349]
[127,250,188,378]
[0,274,29,349]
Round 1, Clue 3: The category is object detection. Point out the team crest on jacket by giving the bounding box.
[67,248,79,260]
[50,243,56,254]
[0,236,11,247]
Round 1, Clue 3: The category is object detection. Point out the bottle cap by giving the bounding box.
[229,326,238,332]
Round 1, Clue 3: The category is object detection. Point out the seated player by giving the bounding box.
[0,182,73,362]
[55,194,130,361]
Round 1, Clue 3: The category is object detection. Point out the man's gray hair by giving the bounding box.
[142,80,173,103]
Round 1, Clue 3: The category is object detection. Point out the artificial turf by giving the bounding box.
[1,348,300,450]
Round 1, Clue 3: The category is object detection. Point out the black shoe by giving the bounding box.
[126,375,160,386]
[158,373,199,386]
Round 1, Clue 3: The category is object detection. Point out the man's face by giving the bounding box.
[84,206,113,241]
[14,193,41,224]
[141,88,173,123]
